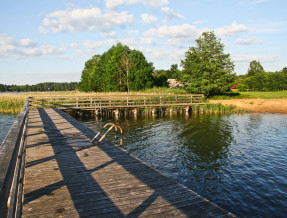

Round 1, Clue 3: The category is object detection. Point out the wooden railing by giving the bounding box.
[0,98,29,218]
[29,94,205,110]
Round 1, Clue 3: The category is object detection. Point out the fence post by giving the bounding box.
[144,97,146,106]
[76,98,79,108]
[126,97,129,106]
[191,95,193,103]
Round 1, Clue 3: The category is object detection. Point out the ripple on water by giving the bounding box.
[0,113,17,145]
[80,113,287,217]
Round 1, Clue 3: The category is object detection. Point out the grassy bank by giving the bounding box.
[191,103,244,114]
[210,91,287,100]
[0,95,27,113]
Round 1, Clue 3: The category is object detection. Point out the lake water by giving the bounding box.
[78,113,287,217]
[0,113,17,145]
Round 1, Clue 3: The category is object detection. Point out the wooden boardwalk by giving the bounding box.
[22,108,234,217]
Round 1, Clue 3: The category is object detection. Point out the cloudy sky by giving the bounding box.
[0,0,286,85]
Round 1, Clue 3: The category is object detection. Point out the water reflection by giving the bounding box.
[79,113,287,217]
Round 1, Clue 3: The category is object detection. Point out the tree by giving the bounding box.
[79,55,102,92]
[79,43,155,92]
[128,49,154,91]
[181,31,235,97]
[166,64,181,79]
[247,60,264,77]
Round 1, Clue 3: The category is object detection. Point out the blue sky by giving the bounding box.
[0,0,286,85]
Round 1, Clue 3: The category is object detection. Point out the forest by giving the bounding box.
[0,82,78,92]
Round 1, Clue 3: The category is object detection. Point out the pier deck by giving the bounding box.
[22,108,234,217]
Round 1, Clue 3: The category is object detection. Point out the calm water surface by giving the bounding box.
[0,114,17,145]
[79,113,287,217]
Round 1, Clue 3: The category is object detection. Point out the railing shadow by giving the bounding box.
[54,108,230,217]
[33,108,125,217]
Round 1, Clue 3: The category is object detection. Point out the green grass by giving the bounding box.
[143,87,188,95]
[0,96,26,113]
[210,91,287,100]
[191,103,243,114]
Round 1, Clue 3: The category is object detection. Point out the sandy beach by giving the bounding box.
[210,99,287,114]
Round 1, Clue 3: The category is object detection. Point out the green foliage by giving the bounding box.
[181,31,235,97]
[210,91,287,99]
[0,96,26,113]
[239,68,287,91]
[247,60,264,77]
[79,55,102,92]
[128,50,154,91]
[143,87,188,94]
[153,71,168,87]
[79,43,155,92]
[0,82,78,92]
[166,64,181,79]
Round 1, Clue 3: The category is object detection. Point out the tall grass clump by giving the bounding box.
[143,87,188,95]
[191,103,238,114]
[0,96,26,113]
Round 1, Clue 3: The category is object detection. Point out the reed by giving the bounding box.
[0,95,26,113]
[191,103,240,114]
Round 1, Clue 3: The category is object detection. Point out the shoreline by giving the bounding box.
[210,99,287,114]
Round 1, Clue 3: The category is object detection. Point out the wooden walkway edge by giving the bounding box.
[23,108,235,217]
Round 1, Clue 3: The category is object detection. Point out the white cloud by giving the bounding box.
[0,32,63,59]
[39,8,134,33]
[236,37,263,45]
[144,24,202,39]
[144,24,205,48]
[161,7,184,21]
[17,39,39,47]
[141,13,158,24]
[82,39,116,49]
[140,37,155,45]
[101,32,117,38]
[232,55,276,63]
[126,0,169,8]
[215,21,249,36]
[105,0,124,9]
[82,38,137,49]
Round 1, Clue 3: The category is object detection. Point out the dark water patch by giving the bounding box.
[78,113,287,217]
[0,113,17,145]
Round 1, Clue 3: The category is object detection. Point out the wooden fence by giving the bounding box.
[29,94,205,110]
[0,98,29,217]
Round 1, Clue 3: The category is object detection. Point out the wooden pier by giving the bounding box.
[29,94,205,116]
[0,97,235,217]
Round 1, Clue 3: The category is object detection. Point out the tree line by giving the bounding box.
[0,82,78,92]
[236,60,287,91]
[80,32,236,97]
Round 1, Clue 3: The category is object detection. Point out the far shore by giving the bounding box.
[210,99,287,114]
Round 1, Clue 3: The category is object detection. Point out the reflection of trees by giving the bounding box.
[179,114,234,184]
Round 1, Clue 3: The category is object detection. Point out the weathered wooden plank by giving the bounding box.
[22,108,234,217]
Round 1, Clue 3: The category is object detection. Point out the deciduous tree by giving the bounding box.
[181,31,235,97]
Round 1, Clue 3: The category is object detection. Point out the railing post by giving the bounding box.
[144,97,146,106]
[191,95,193,103]
[126,97,129,106]
[160,96,162,105]
[76,98,79,108]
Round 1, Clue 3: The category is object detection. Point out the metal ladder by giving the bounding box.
[91,123,123,146]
